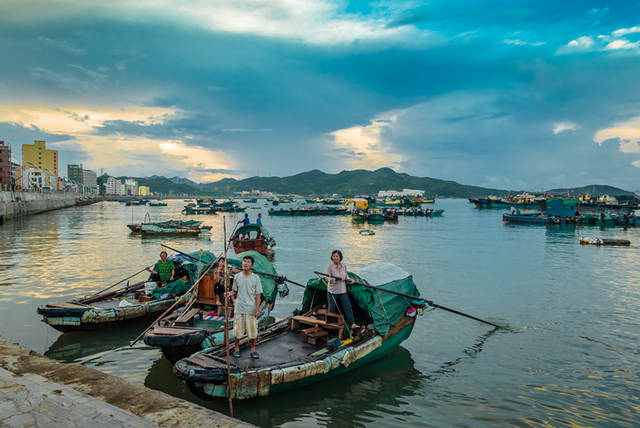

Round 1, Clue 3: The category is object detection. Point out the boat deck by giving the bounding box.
[232,331,322,369]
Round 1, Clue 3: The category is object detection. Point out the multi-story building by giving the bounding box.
[138,185,150,196]
[105,176,124,195]
[68,164,84,184]
[377,189,424,198]
[22,168,57,190]
[124,178,138,196]
[83,169,97,194]
[11,162,22,189]
[0,141,11,188]
[22,141,58,184]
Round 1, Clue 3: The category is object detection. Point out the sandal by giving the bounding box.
[232,351,240,358]
[250,351,260,359]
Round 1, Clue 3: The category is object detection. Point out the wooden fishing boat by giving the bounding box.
[174,262,424,400]
[128,220,209,234]
[36,251,216,332]
[231,224,276,256]
[367,213,384,224]
[352,214,366,224]
[360,229,375,236]
[143,251,279,362]
[243,198,258,203]
[149,200,168,206]
[140,223,211,236]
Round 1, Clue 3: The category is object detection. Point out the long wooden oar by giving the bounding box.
[248,269,306,289]
[79,264,154,302]
[129,260,215,346]
[315,271,501,329]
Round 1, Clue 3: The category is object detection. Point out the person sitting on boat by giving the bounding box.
[326,250,360,333]
[226,255,262,359]
[146,251,174,286]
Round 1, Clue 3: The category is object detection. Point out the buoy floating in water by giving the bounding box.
[360,230,375,236]
[579,237,630,246]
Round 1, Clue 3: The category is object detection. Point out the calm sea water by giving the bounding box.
[1,199,639,427]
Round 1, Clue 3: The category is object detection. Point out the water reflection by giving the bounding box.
[45,319,151,362]
[144,347,426,428]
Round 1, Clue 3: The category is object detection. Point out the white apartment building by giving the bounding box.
[377,189,425,198]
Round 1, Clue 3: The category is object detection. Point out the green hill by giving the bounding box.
[115,168,635,198]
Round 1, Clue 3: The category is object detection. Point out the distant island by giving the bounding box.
[98,168,636,198]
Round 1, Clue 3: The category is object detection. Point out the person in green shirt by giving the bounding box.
[146,251,175,285]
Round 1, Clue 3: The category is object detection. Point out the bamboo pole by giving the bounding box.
[129,261,214,346]
[222,216,234,416]
[80,264,154,302]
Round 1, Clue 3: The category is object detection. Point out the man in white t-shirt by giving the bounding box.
[227,255,262,359]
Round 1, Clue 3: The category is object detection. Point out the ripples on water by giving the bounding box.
[1,199,639,427]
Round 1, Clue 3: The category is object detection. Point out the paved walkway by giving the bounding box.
[0,367,158,427]
[0,337,252,428]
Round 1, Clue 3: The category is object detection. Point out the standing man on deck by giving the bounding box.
[256,213,263,226]
[226,255,262,359]
[237,213,250,239]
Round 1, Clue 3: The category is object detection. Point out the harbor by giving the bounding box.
[1,198,638,426]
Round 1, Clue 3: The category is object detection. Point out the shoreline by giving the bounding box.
[0,336,251,427]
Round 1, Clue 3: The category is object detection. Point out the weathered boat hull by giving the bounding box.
[37,298,183,332]
[144,309,271,363]
[176,317,416,400]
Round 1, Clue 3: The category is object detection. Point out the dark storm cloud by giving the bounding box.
[0,1,639,187]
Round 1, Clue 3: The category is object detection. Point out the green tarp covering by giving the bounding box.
[150,250,216,298]
[228,251,278,303]
[234,224,273,242]
[300,262,421,336]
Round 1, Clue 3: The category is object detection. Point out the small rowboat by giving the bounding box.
[360,229,375,236]
[579,237,631,246]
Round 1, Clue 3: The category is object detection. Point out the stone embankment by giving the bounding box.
[0,337,251,427]
[0,191,100,223]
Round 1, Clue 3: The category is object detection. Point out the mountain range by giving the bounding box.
[105,168,635,198]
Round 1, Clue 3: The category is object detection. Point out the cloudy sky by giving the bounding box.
[1,1,639,190]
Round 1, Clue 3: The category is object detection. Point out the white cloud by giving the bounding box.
[604,39,640,50]
[567,36,594,49]
[553,122,578,135]
[594,117,640,154]
[612,26,640,37]
[0,105,235,180]
[559,27,640,54]
[503,39,527,46]
[0,0,430,46]
[329,112,403,170]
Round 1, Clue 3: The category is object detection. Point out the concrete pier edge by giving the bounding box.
[0,336,252,427]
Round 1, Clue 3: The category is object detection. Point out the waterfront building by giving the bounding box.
[22,168,57,190]
[0,141,11,188]
[10,162,22,189]
[124,178,138,196]
[138,185,150,196]
[377,189,424,198]
[83,169,98,194]
[68,164,83,184]
[22,141,58,187]
[105,176,124,195]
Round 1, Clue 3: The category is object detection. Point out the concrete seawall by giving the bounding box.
[0,191,82,223]
[0,337,251,427]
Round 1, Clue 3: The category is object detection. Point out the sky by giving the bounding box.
[0,1,639,191]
